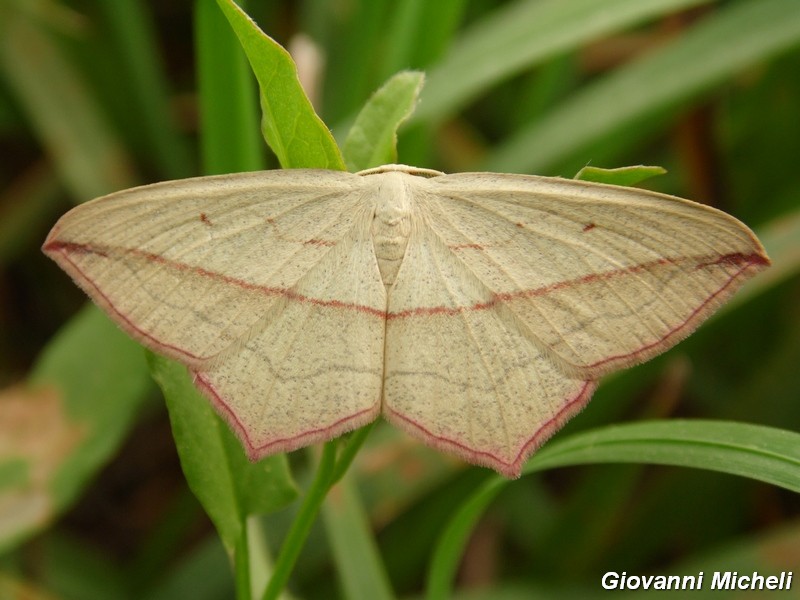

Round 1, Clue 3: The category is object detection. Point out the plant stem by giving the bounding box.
[235,523,252,600]
[258,424,375,599]
[260,442,338,600]
[247,516,272,598]
[331,423,375,485]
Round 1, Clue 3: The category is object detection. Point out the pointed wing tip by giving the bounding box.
[578,250,771,377]
[42,233,77,260]
[721,250,770,269]
[754,252,771,268]
[41,235,58,256]
[43,239,215,368]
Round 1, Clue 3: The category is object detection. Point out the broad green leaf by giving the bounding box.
[427,420,800,599]
[485,0,800,173]
[344,71,425,172]
[194,0,270,505]
[0,306,151,552]
[136,7,303,596]
[148,354,297,556]
[574,165,666,186]
[413,0,712,124]
[215,0,345,170]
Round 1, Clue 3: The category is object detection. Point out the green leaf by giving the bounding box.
[426,420,800,599]
[0,306,151,552]
[316,0,393,125]
[148,354,297,555]
[484,0,800,173]
[322,474,395,600]
[526,420,800,487]
[425,477,506,600]
[176,6,298,581]
[215,0,345,170]
[343,71,425,172]
[97,0,193,179]
[413,0,713,124]
[574,165,666,186]
[376,1,465,84]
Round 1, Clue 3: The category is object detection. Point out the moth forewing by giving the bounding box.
[44,165,769,477]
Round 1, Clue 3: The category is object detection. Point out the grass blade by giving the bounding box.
[484,0,800,173]
[414,0,712,124]
[98,0,193,179]
[323,474,395,600]
[427,419,800,599]
[0,3,136,200]
[196,0,264,174]
[526,420,800,490]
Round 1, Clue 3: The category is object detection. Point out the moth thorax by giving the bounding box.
[370,173,412,286]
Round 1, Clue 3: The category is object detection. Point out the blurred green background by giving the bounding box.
[1,0,799,598]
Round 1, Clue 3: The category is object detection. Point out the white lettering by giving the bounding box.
[602,572,619,590]
[751,572,765,589]
[681,574,701,590]
[713,571,732,589]
[603,570,792,591]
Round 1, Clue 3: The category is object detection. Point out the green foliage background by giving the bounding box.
[0,0,799,598]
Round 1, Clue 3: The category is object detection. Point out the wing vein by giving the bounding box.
[427,235,514,452]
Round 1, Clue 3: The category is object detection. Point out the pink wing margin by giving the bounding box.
[382,172,769,477]
[42,171,388,460]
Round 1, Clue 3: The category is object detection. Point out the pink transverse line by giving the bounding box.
[49,241,765,325]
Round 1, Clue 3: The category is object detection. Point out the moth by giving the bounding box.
[44,164,769,477]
